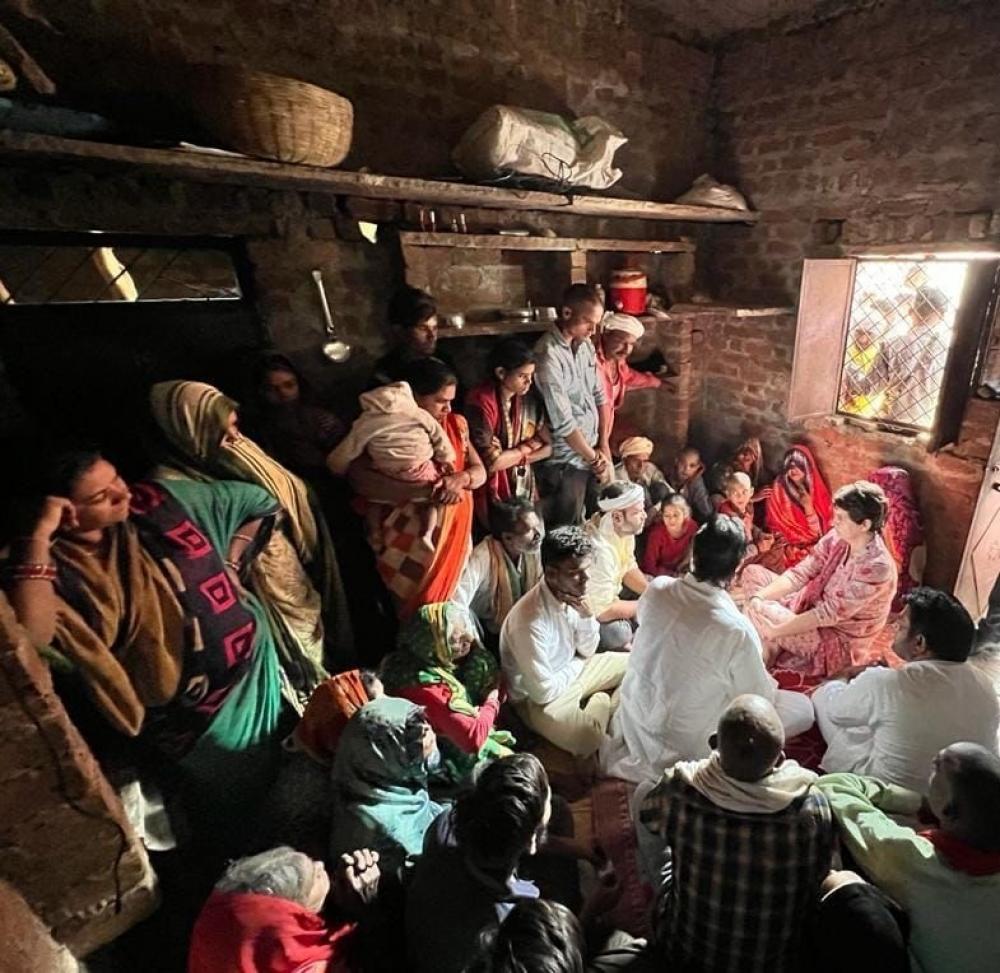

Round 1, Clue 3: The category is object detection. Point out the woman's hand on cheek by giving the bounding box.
[34,497,78,539]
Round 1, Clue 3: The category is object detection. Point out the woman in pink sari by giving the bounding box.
[743,481,897,679]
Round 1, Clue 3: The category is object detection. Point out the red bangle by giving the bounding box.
[4,563,57,582]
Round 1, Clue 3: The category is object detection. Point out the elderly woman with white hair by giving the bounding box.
[188,845,380,972]
[594,312,662,438]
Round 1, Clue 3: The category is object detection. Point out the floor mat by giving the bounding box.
[591,778,652,938]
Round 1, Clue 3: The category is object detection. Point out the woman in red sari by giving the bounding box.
[347,358,485,619]
[465,339,551,528]
[764,445,834,570]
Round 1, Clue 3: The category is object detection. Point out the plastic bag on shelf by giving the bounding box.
[674,173,749,211]
[452,105,626,191]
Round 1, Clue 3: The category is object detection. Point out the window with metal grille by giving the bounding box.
[0,241,242,304]
[837,260,968,431]
[789,255,1000,449]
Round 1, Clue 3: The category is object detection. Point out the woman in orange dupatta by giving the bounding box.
[764,445,834,569]
[347,358,486,619]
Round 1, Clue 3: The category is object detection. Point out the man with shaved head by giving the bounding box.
[817,742,1000,972]
[637,694,832,971]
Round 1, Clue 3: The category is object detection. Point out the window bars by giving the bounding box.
[838,259,969,431]
[0,244,242,305]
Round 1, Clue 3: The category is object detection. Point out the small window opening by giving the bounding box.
[0,243,242,305]
[837,259,969,431]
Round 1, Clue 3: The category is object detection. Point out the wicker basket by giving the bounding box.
[189,67,353,167]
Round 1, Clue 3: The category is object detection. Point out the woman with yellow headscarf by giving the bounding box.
[149,380,354,709]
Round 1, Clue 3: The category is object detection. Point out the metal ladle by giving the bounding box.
[312,268,352,362]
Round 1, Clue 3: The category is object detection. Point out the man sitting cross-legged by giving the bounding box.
[816,743,1000,973]
[812,586,999,794]
[637,694,833,972]
[453,496,543,641]
[500,526,628,757]
[584,480,649,651]
[601,515,814,784]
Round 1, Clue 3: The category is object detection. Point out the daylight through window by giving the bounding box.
[837,259,969,430]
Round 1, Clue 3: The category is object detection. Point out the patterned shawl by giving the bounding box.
[372,413,474,619]
[869,466,926,613]
[380,603,514,781]
[149,380,354,687]
[50,479,280,755]
[380,603,498,715]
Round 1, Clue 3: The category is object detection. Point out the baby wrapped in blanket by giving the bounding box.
[328,382,455,549]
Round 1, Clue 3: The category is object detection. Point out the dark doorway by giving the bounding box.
[0,232,264,476]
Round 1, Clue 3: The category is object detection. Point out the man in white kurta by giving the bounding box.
[601,516,814,783]
[584,481,648,651]
[813,587,1000,793]
[501,526,628,756]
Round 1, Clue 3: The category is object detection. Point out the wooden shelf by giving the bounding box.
[437,320,546,339]
[399,231,696,253]
[0,130,760,224]
[664,303,794,317]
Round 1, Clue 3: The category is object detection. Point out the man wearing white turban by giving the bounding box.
[595,313,662,439]
[585,480,649,650]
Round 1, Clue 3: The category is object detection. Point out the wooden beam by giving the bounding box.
[0,131,760,224]
[399,231,696,252]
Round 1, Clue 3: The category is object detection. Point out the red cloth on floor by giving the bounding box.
[773,669,826,771]
[188,892,356,973]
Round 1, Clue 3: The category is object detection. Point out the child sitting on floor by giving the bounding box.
[669,446,713,522]
[328,381,455,549]
[641,493,698,577]
[717,471,774,562]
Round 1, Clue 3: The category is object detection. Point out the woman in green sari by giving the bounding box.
[5,447,286,854]
[380,603,514,784]
[149,380,355,708]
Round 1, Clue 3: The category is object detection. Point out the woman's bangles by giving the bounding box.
[3,562,57,582]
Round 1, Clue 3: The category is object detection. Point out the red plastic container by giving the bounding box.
[609,269,647,314]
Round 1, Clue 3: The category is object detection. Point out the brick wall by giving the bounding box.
[710,0,1000,303]
[0,880,80,972]
[700,0,1000,588]
[18,0,713,200]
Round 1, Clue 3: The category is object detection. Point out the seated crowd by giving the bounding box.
[2,281,998,972]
